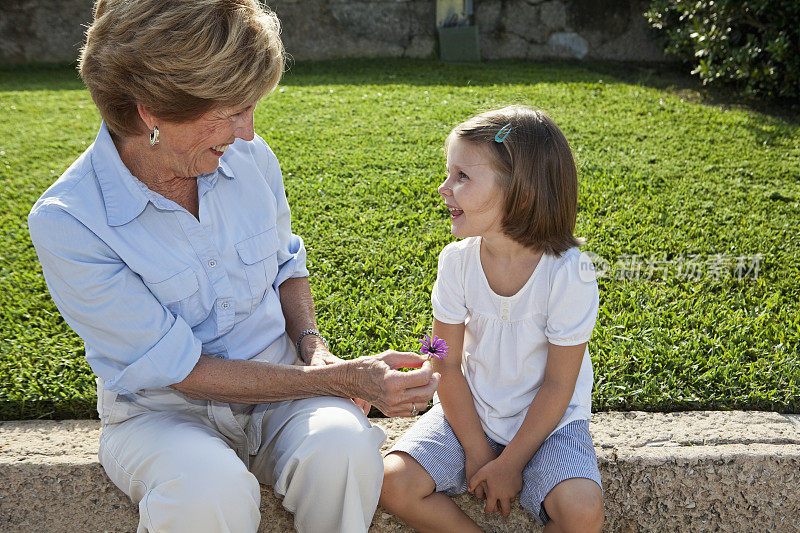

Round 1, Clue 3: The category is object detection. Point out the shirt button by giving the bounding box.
[220,301,230,310]
[208,259,217,268]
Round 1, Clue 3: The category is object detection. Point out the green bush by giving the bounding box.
[645,0,800,100]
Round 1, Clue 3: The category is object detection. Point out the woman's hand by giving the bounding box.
[305,347,342,367]
[345,351,440,417]
[468,456,523,516]
[305,346,371,415]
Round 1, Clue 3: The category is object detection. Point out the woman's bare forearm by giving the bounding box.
[171,350,440,416]
[278,276,326,362]
[170,355,354,403]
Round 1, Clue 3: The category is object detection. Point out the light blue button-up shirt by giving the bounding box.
[28,123,308,395]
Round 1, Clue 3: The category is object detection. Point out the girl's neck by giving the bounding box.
[479,232,543,298]
[480,232,540,264]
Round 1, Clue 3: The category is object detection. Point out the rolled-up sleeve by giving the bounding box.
[257,137,308,287]
[28,207,202,394]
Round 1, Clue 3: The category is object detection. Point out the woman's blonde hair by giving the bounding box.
[79,0,285,137]
[447,105,581,255]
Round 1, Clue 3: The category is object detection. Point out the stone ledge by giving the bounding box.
[1,412,799,532]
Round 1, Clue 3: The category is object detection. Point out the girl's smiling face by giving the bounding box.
[438,137,505,239]
[149,102,257,178]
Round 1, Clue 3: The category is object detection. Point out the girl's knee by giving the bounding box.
[379,452,434,513]
[380,453,411,504]
[543,478,603,532]
[568,494,604,531]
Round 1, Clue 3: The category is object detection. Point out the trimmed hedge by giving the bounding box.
[645,1,800,100]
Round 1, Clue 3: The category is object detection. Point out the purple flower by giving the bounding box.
[419,334,449,360]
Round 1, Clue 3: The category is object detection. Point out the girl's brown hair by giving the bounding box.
[448,105,581,255]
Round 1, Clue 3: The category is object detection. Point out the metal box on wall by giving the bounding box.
[436,0,480,62]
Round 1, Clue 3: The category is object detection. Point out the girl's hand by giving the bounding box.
[465,446,498,501]
[468,456,523,516]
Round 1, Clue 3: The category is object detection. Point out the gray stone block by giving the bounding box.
[330,2,412,43]
[0,0,92,63]
[403,35,436,58]
[475,0,503,30]
[407,0,436,36]
[566,0,667,62]
[539,1,567,32]
[499,0,544,42]
[547,31,589,59]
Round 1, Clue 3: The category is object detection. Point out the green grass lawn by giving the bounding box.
[1,60,798,420]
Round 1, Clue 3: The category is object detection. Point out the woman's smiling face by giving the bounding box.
[438,136,505,239]
[153,102,257,177]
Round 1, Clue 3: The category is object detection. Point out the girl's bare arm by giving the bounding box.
[432,319,497,461]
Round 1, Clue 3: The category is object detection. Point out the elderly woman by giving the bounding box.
[27,0,439,531]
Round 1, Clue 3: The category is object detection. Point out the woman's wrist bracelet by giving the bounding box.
[295,329,329,358]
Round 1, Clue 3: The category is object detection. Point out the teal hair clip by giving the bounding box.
[494,123,512,143]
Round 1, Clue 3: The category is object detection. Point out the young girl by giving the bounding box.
[380,106,603,532]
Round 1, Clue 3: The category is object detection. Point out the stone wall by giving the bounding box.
[477,0,667,61]
[0,0,668,64]
[0,0,93,64]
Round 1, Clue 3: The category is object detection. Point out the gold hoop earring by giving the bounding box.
[149,126,160,147]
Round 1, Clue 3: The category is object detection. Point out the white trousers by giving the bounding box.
[96,337,386,533]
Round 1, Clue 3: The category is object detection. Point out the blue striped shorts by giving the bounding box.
[388,403,602,525]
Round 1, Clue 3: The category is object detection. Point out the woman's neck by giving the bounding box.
[114,132,199,217]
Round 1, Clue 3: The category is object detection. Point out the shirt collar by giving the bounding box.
[218,158,234,180]
[91,122,235,227]
[91,122,150,227]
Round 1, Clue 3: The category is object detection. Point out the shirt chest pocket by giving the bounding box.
[235,227,279,314]
[145,268,207,327]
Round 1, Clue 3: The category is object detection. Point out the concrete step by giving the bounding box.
[1,411,799,532]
